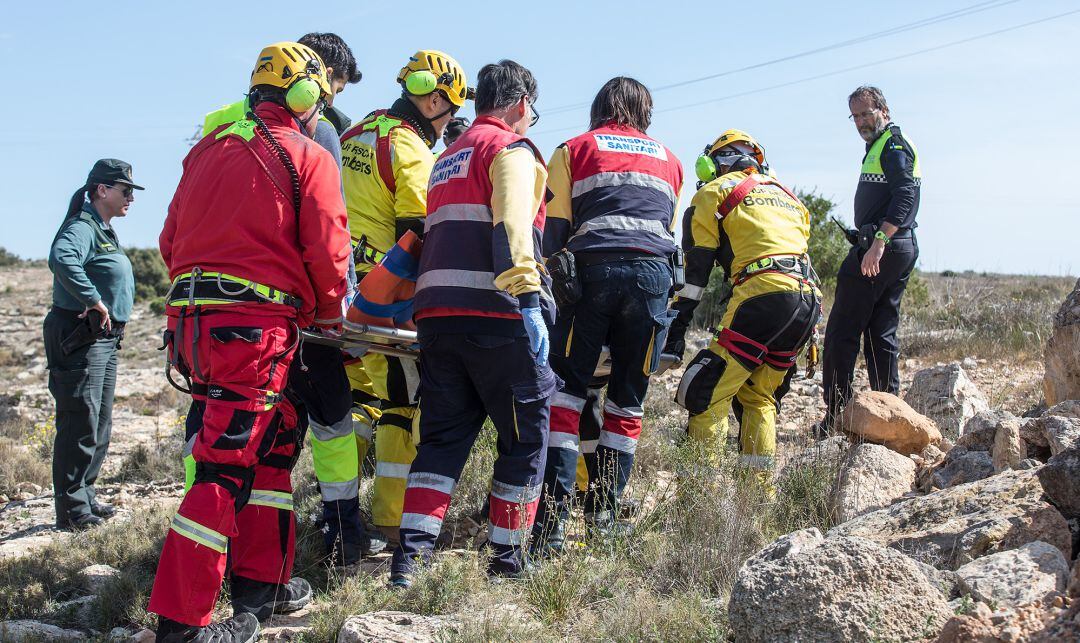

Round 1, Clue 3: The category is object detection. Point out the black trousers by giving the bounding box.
[822,235,918,422]
[43,309,118,522]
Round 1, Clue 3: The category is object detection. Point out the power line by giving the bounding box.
[542,0,1020,116]
[530,7,1080,138]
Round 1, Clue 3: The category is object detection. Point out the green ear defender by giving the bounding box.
[405,70,438,96]
[286,76,321,113]
[695,153,718,183]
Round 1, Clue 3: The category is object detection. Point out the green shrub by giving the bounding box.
[126,247,170,303]
[0,247,22,267]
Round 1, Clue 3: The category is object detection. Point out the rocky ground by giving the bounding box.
[0,265,1076,641]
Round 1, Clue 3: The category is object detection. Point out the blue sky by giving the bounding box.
[0,0,1076,275]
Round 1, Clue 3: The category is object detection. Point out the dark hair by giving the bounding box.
[65,183,102,220]
[848,85,889,113]
[475,60,537,114]
[248,84,287,108]
[298,32,361,84]
[589,77,652,132]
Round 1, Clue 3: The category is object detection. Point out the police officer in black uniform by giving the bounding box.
[820,86,921,431]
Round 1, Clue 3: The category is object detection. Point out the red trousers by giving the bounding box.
[149,307,299,626]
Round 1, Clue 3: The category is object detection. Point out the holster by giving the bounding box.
[857,223,877,250]
[670,246,686,293]
[60,310,105,356]
[545,248,582,308]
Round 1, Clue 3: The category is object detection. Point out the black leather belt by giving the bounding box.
[576,251,668,267]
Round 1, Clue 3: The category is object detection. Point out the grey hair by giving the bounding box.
[848,85,889,113]
[475,60,537,114]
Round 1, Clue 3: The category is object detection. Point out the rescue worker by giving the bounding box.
[150,42,350,642]
[391,59,556,585]
[339,50,470,544]
[667,130,820,484]
[47,159,140,530]
[533,77,682,554]
[198,33,384,566]
[820,86,920,432]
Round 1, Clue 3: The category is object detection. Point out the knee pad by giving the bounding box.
[195,461,256,511]
[675,349,728,415]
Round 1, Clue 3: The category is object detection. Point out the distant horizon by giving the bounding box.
[1,0,1076,276]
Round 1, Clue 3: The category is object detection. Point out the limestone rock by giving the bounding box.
[843,391,941,455]
[955,541,1069,608]
[1041,415,1080,455]
[932,447,995,489]
[78,563,121,593]
[0,620,85,641]
[1036,446,1080,519]
[1043,277,1080,405]
[729,534,952,642]
[831,443,915,523]
[338,611,458,643]
[904,363,990,440]
[830,469,1072,570]
[958,410,1020,452]
[992,415,1024,472]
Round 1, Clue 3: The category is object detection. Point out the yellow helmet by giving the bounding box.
[397,50,470,108]
[249,42,332,113]
[695,129,767,183]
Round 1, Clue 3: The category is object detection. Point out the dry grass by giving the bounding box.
[0,417,51,496]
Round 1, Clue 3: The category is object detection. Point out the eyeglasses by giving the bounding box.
[106,185,134,198]
[528,98,540,127]
[848,108,879,121]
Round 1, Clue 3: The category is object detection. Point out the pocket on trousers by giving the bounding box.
[635,268,672,297]
[49,368,91,413]
[644,309,679,375]
[207,325,270,386]
[675,349,727,414]
[510,367,561,444]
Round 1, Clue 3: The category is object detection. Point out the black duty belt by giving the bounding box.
[576,251,668,267]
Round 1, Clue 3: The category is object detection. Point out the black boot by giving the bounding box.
[529,518,566,560]
[157,613,259,643]
[230,575,312,621]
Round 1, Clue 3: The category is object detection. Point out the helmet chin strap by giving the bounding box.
[295,99,327,134]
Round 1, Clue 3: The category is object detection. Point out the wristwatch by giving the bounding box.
[874,230,891,245]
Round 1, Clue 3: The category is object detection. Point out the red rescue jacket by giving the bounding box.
[160,102,351,326]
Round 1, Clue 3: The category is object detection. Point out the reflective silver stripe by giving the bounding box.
[580,439,599,454]
[406,471,456,494]
[488,524,527,545]
[717,179,741,191]
[400,512,442,535]
[402,360,421,401]
[319,479,359,501]
[599,430,638,454]
[171,513,228,553]
[309,414,353,441]
[552,391,587,412]
[859,172,887,183]
[676,361,706,409]
[739,454,776,470]
[604,399,643,418]
[248,489,294,511]
[548,431,579,451]
[375,461,411,479]
[416,269,497,292]
[183,434,196,458]
[572,215,675,243]
[352,416,373,442]
[491,480,541,504]
[571,171,677,205]
[347,131,377,147]
[679,283,705,301]
[425,203,492,231]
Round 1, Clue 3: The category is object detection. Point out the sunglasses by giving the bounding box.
[106,184,134,198]
[528,97,539,127]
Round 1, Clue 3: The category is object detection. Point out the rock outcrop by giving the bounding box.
[830,469,1071,570]
[905,363,990,440]
[931,447,995,489]
[729,530,952,642]
[1043,277,1080,405]
[1036,446,1080,519]
[338,612,458,643]
[843,391,941,455]
[954,541,1069,609]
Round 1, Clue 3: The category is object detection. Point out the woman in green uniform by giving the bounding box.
[45,159,141,530]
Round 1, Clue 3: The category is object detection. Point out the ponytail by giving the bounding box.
[64,183,100,220]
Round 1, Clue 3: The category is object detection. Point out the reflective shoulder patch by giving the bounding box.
[215,119,256,142]
[429,147,474,188]
[592,134,668,160]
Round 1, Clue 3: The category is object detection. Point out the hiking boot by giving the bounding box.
[90,501,117,519]
[157,613,259,643]
[230,576,312,621]
[585,511,633,543]
[529,520,566,560]
[56,513,102,531]
[388,572,411,590]
[361,520,388,556]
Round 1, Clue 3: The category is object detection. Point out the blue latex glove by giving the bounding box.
[522,307,549,367]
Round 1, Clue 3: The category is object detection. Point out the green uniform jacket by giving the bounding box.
[48,202,134,322]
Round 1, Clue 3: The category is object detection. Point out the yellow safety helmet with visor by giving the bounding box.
[250,41,333,114]
[396,50,471,109]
